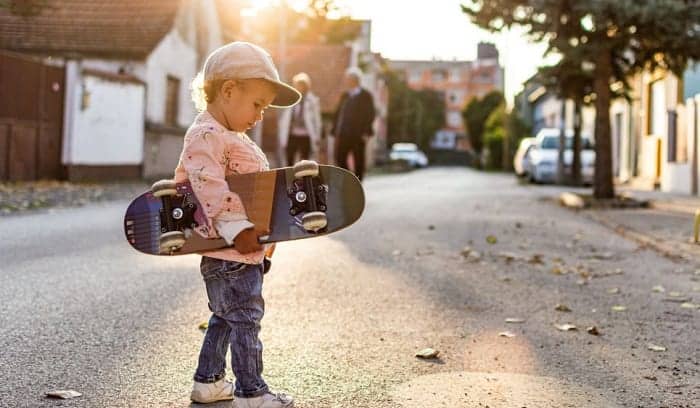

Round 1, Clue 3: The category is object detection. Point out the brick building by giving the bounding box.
[388,43,504,151]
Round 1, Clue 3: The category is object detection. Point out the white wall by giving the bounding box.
[68,74,145,165]
[140,30,199,127]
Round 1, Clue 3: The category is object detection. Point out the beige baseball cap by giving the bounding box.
[202,41,301,108]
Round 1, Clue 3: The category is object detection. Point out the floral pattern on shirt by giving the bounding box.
[173,111,270,263]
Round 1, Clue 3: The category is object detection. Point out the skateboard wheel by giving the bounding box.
[151,179,178,197]
[159,231,186,254]
[301,211,327,232]
[293,160,319,178]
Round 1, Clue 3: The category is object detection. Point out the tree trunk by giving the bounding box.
[557,101,567,184]
[593,50,615,198]
[572,100,582,186]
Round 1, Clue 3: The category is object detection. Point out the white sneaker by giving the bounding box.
[190,378,234,403]
[234,391,294,408]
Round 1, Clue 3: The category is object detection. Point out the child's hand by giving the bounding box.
[234,228,267,254]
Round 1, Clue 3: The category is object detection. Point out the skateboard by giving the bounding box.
[124,161,364,256]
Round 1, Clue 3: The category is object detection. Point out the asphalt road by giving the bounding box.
[0,167,698,407]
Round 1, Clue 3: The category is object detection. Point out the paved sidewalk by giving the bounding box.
[581,188,700,262]
[0,180,148,216]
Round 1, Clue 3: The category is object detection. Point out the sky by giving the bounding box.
[247,0,551,102]
[337,0,549,103]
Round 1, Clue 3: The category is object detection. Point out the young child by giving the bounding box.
[174,42,300,408]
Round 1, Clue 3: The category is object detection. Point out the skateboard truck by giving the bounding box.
[151,180,198,254]
[288,160,328,232]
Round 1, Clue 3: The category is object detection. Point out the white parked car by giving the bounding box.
[527,128,595,184]
[389,143,429,168]
[513,137,536,177]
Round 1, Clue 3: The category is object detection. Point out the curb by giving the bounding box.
[557,192,699,262]
[583,211,697,262]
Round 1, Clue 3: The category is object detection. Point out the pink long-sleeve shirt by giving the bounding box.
[174,111,270,264]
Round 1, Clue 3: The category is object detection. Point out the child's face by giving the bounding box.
[220,79,277,132]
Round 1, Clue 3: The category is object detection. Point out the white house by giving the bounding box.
[0,0,225,181]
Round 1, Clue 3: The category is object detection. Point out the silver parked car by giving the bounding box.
[527,128,595,184]
[513,137,536,177]
[389,143,429,168]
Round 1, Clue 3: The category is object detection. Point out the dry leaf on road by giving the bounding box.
[652,285,666,293]
[611,305,627,312]
[486,235,498,244]
[586,326,600,335]
[680,302,700,309]
[555,324,577,331]
[415,348,439,359]
[505,318,525,323]
[46,390,82,399]
[607,288,620,294]
[498,331,516,338]
[647,344,667,352]
[555,304,572,312]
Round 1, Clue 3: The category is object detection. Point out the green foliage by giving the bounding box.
[245,1,360,46]
[384,67,445,151]
[462,0,700,198]
[462,90,505,155]
[483,105,506,169]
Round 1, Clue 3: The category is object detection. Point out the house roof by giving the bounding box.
[269,44,352,113]
[0,0,181,59]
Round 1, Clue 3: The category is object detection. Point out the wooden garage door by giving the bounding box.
[0,51,65,181]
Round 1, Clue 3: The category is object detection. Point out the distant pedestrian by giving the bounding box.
[330,67,376,181]
[176,41,299,407]
[278,72,322,166]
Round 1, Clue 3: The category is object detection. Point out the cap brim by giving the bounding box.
[268,80,302,108]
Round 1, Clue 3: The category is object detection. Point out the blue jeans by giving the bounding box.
[194,256,269,398]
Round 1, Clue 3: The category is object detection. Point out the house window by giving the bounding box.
[667,110,677,162]
[447,111,462,128]
[165,75,180,126]
[409,70,423,83]
[432,70,446,83]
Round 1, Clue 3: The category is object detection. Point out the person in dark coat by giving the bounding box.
[330,67,376,181]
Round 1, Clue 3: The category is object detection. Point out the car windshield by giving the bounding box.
[540,135,594,150]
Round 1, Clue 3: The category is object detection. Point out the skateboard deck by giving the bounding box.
[124,162,364,256]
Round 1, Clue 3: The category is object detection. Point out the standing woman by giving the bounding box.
[278,72,322,165]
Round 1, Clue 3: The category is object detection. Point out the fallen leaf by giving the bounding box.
[392,249,402,256]
[647,344,667,352]
[555,323,577,331]
[652,285,666,293]
[680,302,700,309]
[586,326,600,336]
[415,348,439,359]
[505,318,525,323]
[555,304,572,312]
[576,279,589,286]
[528,254,544,264]
[668,291,683,297]
[460,246,471,257]
[486,235,498,244]
[592,252,614,260]
[46,390,82,399]
[642,375,657,381]
[498,331,516,338]
[607,288,620,294]
[198,321,208,330]
[498,251,518,262]
[611,305,627,312]
[551,266,565,275]
[499,276,512,282]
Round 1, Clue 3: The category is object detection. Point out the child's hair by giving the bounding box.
[191,72,226,112]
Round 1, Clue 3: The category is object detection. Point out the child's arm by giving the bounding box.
[181,131,258,251]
